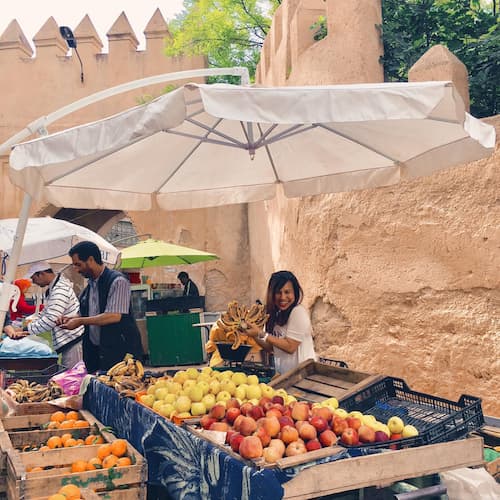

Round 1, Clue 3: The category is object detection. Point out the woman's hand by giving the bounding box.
[4,326,27,339]
[244,321,263,339]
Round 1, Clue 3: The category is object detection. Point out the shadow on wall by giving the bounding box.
[310,297,351,353]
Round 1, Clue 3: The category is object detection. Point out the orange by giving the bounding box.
[50,411,66,423]
[47,436,63,449]
[86,457,102,470]
[97,443,113,460]
[117,457,132,467]
[73,420,89,428]
[65,410,79,421]
[48,495,66,500]
[47,421,60,430]
[71,460,88,473]
[60,433,73,445]
[39,445,50,452]
[110,439,127,458]
[102,454,119,469]
[60,419,75,429]
[75,438,85,446]
[27,466,44,472]
[85,434,104,445]
[58,484,81,499]
[64,438,77,447]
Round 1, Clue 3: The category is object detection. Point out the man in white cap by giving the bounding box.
[25,261,84,368]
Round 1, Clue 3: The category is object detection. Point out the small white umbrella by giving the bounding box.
[0,216,119,267]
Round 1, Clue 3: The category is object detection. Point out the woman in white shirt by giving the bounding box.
[247,271,316,374]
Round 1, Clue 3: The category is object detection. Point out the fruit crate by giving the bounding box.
[339,376,484,449]
[0,363,66,390]
[213,361,275,383]
[318,357,348,369]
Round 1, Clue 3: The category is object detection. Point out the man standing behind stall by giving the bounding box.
[58,241,143,373]
[26,261,84,368]
[177,271,200,297]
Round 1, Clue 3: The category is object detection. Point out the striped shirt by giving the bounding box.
[88,272,130,346]
[28,274,84,351]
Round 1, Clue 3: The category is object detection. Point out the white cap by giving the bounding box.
[26,261,52,278]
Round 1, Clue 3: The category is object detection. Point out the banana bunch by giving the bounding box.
[6,379,64,403]
[216,300,269,350]
[106,353,145,378]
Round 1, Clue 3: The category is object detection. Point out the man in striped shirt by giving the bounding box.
[26,261,84,368]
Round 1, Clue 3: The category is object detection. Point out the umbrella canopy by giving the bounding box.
[8,81,495,212]
[0,216,119,266]
[118,239,219,269]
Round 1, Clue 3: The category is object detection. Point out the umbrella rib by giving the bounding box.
[259,124,315,147]
[253,124,279,148]
[185,118,247,147]
[257,123,280,182]
[165,130,248,149]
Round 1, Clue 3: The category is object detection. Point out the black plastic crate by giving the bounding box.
[213,361,275,383]
[0,363,66,389]
[215,342,251,363]
[339,376,484,449]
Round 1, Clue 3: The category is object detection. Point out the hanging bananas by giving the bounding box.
[216,301,269,350]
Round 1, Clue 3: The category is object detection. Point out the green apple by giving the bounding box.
[188,386,204,402]
[285,395,297,405]
[176,411,192,419]
[191,402,207,416]
[248,398,259,406]
[139,394,155,407]
[387,416,405,434]
[348,411,364,420]
[208,380,221,395]
[211,371,223,380]
[334,408,349,419]
[361,414,377,426]
[173,370,188,384]
[201,366,213,376]
[163,393,176,404]
[322,397,339,409]
[197,380,210,395]
[220,380,236,396]
[202,393,216,410]
[198,373,211,383]
[154,388,169,401]
[158,403,175,418]
[247,374,259,386]
[147,385,157,396]
[155,379,169,388]
[153,400,164,412]
[231,372,247,386]
[216,390,232,402]
[260,383,274,398]
[186,367,200,380]
[245,384,262,400]
[174,395,192,413]
[402,424,419,438]
[378,423,391,438]
[274,388,288,399]
[219,370,234,380]
[234,385,247,400]
[183,379,196,391]
[168,382,182,394]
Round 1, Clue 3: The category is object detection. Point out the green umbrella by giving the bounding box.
[117,239,219,269]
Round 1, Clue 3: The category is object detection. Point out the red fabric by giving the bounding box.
[10,295,44,321]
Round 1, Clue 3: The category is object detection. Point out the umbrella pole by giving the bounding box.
[0,193,32,328]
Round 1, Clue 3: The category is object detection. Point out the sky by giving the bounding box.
[0,0,186,51]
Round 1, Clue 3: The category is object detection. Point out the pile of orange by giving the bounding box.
[48,483,82,500]
[47,410,89,430]
[70,439,132,472]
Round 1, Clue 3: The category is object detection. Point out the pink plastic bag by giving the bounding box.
[50,361,87,396]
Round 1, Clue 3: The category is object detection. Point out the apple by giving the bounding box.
[332,417,349,436]
[340,428,359,446]
[333,408,349,419]
[139,394,155,407]
[188,386,204,403]
[321,397,339,409]
[258,397,272,409]
[158,403,175,418]
[285,439,307,457]
[319,429,338,447]
[374,431,390,443]
[269,438,286,456]
[231,372,247,386]
[209,404,226,420]
[271,395,285,406]
[225,398,240,410]
[216,391,232,403]
[163,393,177,405]
[298,422,317,441]
[226,407,241,424]
[402,424,419,438]
[249,405,265,420]
[201,394,216,411]
[220,380,236,396]
[311,406,333,423]
[239,435,263,459]
[225,429,237,444]
[191,402,207,416]
[280,425,299,444]
[201,366,213,376]
[240,402,253,416]
[291,402,310,422]
[154,387,169,400]
[262,445,283,463]
[239,416,258,436]
[309,415,329,433]
[253,426,271,447]
[230,433,245,452]
[305,438,322,451]
[186,367,200,380]
[257,416,281,438]
[260,383,275,399]
[387,416,405,434]
[245,384,262,400]
[358,425,376,443]
[265,408,283,419]
[173,370,188,384]
[152,400,164,412]
[209,421,229,432]
[197,380,210,395]
[208,380,221,395]
[183,379,197,392]
[348,410,364,419]
[200,414,217,430]
[174,395,192,413]
[278,415,294,429]
[234,385,247,401]
[247,375,259,386]
[233,414,245,431]
[219,370,233,380]
[346,417,362,431]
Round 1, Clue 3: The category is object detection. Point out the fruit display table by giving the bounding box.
[82,378,485,500]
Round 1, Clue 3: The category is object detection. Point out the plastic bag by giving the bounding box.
[440,467,500,499]
[50,361,88,396]
[0,336,53,357]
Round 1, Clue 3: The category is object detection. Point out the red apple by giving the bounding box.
[278,415,294,429]
[265,408,283,419]
[209,404,226,420]
[249,405,265,420]
[340,428,359,446]
[319,429,338,447]
[226,398,240,409]
[374,431,389,443]
[346,417,362,431]
[358,425,376,443]
[230,433,245,452]
[280,425,299,444]
[389,433,402,450]
[225,429,237,444]
[240,402,254,416]
[332,416,349,436]
[200,414,217,430]
[209,421,229,432]
[291,402,310,422]
[269,438,286,456]
[233,414,244,431]
[258,397,272,408]
[253,426,271,447]
[298,422,317,441]
[262,445,283,463]
[239,435,263,459]
[226,407,241,424]
[305,438,322,451]
[257,416,281,438]
[239,416,258,436]
[309,415,328,433]
[271,395,285,405]
[285,439,307,456]
[311,406,334,422]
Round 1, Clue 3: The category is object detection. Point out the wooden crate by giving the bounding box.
[5,437,146,500]
[0,388,64,416]
[269,359,383,402]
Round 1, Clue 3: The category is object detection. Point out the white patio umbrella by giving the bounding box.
[1,79,496,328]
[0,216,119,267]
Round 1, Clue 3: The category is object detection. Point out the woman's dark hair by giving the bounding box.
[69,241,103,265]
[265,270,303,333]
